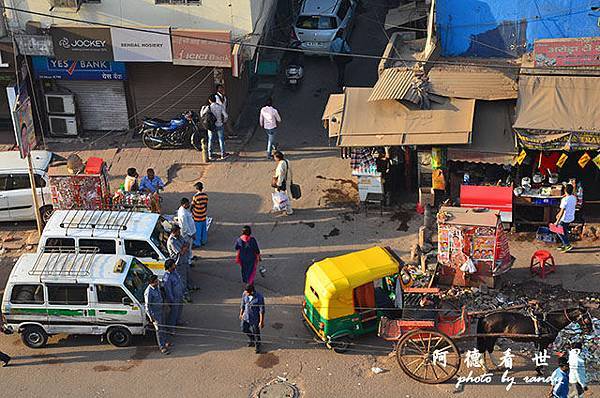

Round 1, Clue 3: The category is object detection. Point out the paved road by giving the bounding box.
[1,2,596,397]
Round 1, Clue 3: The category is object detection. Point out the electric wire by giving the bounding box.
[4,5,600,72]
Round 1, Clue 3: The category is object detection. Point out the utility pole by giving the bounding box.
[27,151,43,236]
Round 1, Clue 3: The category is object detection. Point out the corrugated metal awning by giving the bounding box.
[368,67,422,103]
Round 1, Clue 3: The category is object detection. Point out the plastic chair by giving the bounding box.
[530,250,556,279]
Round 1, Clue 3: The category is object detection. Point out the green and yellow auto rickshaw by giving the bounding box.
[302,246,411,353]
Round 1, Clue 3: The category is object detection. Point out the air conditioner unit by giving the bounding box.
[45,93,76,115]
[48,115,78,136]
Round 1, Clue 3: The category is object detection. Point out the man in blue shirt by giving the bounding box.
[550,357,570,398]
[330,28,352,88]
[144,275,170,354]
[239,284,265,353]
[163,259,185,332]
[139,168,165,194]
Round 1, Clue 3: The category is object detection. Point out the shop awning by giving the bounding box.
[322,94,345,138]
[447,100,517,165]
[368,67,422,103]
[514,75,600,150]
[335,87,475,147]
[427,64,518,100]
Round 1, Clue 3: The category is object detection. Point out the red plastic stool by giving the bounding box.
[530,250,556,279]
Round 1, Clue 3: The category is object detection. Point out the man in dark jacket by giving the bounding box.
[239,284,265,354]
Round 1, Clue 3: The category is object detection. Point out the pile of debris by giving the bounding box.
[552,318,600,383]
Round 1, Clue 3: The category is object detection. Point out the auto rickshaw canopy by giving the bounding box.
[304,246,400,320]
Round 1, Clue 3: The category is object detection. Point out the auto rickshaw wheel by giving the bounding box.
[326,336,351,354]
[396,329,460,384]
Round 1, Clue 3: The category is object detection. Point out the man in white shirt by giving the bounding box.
[259,97,282,159]
[568,342,588,397]
[555,183,576,252]
[177,197,197,260]
[201,94,229,160]
[273,151,293,215]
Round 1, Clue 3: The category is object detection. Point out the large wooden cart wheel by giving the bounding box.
[396,329,461,384]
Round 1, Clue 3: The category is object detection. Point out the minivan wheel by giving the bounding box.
[107,327,132,347]
[40,205,54,224]
[21,326,48,348]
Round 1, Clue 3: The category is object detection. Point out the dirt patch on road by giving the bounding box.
[255,352,279,369]
[93,364,136,372]
[316,175,359,208]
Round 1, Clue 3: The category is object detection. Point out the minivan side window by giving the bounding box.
[125,240,159,259]
[0,175,8,191]
[96,285,129,304]
[47,284,88,305]
[43,237,76,252]
[10,284,45,304]
[80,239,116,254]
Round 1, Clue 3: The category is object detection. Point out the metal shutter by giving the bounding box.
[127,64,214,124]
[57,80,129,131]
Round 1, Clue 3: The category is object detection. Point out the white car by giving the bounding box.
[0,150,57,223]
[292,0,357,54]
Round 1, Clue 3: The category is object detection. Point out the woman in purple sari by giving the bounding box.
[235,226,261,284]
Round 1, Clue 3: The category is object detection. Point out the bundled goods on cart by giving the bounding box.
[112,190,158,213]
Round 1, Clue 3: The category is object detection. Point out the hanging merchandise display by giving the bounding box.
[578,152,591,168]
[515,149,527,165]
[432,169,446,190]
[556,152,569,168]
[593,153,600,170]
[431,147,446,170]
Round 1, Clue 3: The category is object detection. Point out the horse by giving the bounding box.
[476,305,593,374]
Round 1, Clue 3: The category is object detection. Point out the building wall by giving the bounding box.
[436,0,600,57]
[6,0,276,38]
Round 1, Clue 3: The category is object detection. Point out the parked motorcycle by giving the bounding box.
[283,41,304,89]
[140,110,203,150]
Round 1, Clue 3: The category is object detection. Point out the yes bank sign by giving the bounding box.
[32,57,127,81]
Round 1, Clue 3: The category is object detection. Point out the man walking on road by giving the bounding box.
[0,307,12,366]
[259,97,282,159]
[163,259,185,332]
[240,284,265,354]
[330,28,352,88]
[201,94,229,160]
[167,224,192,302]
[192,182,208,248]
[144,275,170,355]
[273,151,293,215]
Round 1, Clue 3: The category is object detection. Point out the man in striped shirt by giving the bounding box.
[192,182,208,247]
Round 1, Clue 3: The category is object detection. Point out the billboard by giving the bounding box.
[51,26,113,61]
[111,27,172,62]
[171,29,231,67]
[32,56,127,80]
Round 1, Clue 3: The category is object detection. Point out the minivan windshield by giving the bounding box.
[123,258,154,303]
[296,15,337,30]
[150,216,171,258]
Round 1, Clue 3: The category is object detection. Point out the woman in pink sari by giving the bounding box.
[234,226,261,284]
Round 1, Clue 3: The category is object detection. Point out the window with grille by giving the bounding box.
[156,0,201,4]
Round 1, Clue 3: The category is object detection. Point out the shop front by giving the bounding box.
[512,74,600,225]
[323,87,476,205]
[446,100,517,223]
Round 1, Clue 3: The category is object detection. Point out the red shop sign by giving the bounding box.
[534,37,600,67]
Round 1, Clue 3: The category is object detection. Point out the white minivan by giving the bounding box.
[1,251,154,348]
[39,210,172,279]
[0,150,57,222]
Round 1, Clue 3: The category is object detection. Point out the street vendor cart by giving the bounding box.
[437,206,513,288]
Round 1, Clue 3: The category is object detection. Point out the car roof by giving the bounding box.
[0,150,53,173]
[300,0,340,16]
[43,210,162,239]
[8,252,134,285]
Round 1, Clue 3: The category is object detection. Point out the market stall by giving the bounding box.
[437,206,513,288]
[513,74,600,225]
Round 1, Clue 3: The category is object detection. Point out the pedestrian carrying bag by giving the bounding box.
[290,183,301,200]
[201,106,217,131]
